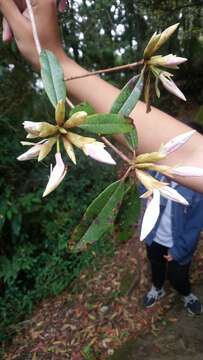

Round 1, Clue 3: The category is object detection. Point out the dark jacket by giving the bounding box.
[141,173,203,265]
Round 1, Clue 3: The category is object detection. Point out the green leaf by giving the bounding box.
[125,126,138,150]
[115,183,141,242]
[110,75,139,114]
[69,102,96,116]
[114,75,144,117]
[79,113,133,134]
[40,50,66,108]
[71,180,127,251]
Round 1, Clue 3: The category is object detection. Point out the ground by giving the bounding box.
[3,235,203,360]
[109,281,203,360]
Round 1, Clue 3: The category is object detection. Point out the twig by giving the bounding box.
[65,60,144,81]
[101,136,131,164]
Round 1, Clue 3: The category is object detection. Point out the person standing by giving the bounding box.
[142,172,203,315]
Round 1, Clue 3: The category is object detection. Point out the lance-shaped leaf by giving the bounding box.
[110,75,139,114]
[71,180,126,251]
[69,102,96,117]
[78,113,133,134]
[125,126,138,150]
[118,75,144,117]
[115,183,140,242]
[40,50,66,108]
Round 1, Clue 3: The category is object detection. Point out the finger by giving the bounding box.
[0,0,27,35]
[2,17,13,42]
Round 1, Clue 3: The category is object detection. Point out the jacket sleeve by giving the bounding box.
[170,196,203,264]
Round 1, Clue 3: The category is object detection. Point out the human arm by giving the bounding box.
[1,0,203,193]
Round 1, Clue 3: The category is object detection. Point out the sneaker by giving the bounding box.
[143,285,165,308]
[183,293,203,315]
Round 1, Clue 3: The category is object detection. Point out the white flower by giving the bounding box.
[43,153,67,197]
[137,169,189,241]
[83,142,116,165]
[161,130,196,155]
[161,54,187,67]
[140,189,160,241]
[17,140,46,161]
[159,186,189,205]
[171,166,203,177]
[159,72,186,101]
[23,121,57,138]
[149,54,187,68]
[23,121,43,137]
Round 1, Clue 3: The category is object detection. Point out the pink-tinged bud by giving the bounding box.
[58,0,68,12]
[140,189,160,241]
[161,54,187,68]
[43,153,67,197]
[17,142,45,161]
[159,73,186,101]
[83,142,116,165]
[149,54,187,68]
[171,166,203,177]
[159,186,188,205]
[23,121,57,138]
[162,130,196,155]
[23,121,42,136]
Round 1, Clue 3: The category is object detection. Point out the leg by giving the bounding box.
[146,242,168,289]
[167,260,191,296]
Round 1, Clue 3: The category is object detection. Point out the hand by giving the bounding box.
[163,253,173,262]
[0,0,67,69]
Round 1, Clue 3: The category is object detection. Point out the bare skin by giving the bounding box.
[1,0,203,192]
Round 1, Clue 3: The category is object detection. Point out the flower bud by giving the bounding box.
[55,100,65,126]
[136,151,166,164]
[159,72,186,101]
[43,153,67,197]
[64,111,87,129]
[83,142,116,165]
[148,54,187,68]
[63,136,76,164]
[144,24,179,58]
[23,121,57,138]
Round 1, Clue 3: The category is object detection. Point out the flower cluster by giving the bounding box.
[132,130,203,240]
[18,101,115,197]
[143,24,187,103]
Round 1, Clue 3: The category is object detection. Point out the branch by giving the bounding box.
[65,60,144,81]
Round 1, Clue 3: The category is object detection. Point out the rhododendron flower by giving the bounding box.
[160,129,196,155]
[159,72,186,101]
[83,142,116,165]
[149,54,187,68]
[43,153,67,197]
[17,140,47,161]
[134,130,203,241]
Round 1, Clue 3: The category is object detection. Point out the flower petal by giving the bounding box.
[84,142,116,165]
[171,166,203,177]
[17,144,42,161]
[140,189,160,241]
[160,185,189,205]
[43,153,67,197]
[161,130,196,155]
[159,73,186,101]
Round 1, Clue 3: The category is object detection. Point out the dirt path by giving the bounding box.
[109,281,203,360]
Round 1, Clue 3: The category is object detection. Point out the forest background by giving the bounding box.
[0,0,203,344]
